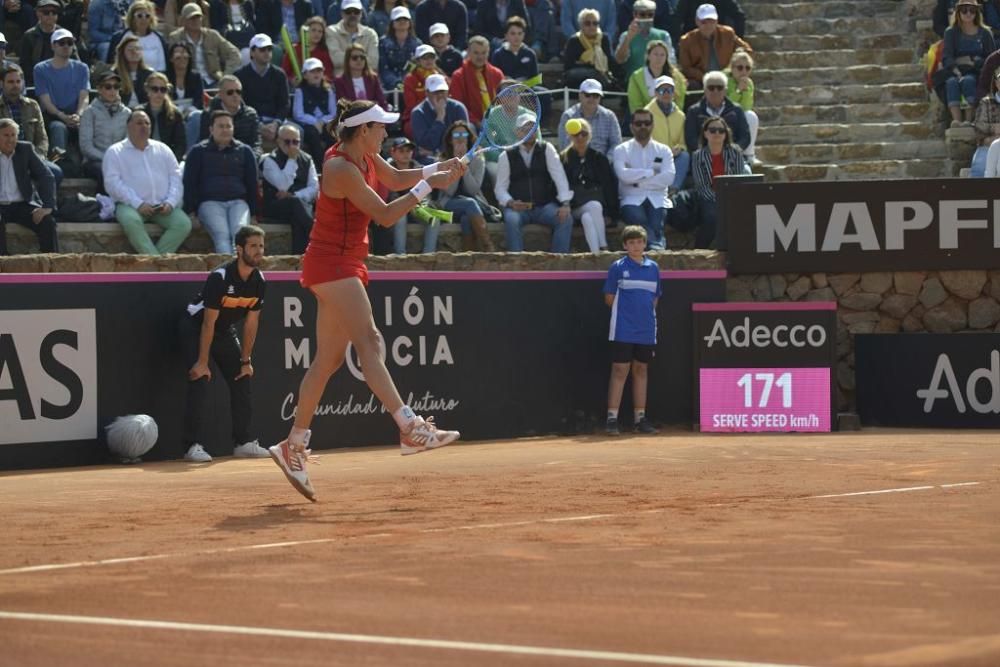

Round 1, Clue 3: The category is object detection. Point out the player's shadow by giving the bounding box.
[212,503,412,531]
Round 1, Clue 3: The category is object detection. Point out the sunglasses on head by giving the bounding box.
[147,85,168,93]
[706,126,726,134]
[706,84,724,91]
[224,88,242,96]
[632,119,652,127]
[55,39,74,46]
[282,138,300,145]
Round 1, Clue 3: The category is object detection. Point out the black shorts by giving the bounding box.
[611,341,655,364]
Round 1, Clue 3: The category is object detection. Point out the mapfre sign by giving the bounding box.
[720,178,1000,273]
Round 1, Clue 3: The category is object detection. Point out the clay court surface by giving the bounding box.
[1,431,999,667]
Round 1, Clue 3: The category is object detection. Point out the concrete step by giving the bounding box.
[758,120,936,144]
[754,48,914,69]
[760,158,950,182]
[753,63,923,88]
[755,140,948,164]
[747,32,910,51]
[749,1,903,20]
[758,82,928,106]
[755,101,932,125]
[746,15,901,35]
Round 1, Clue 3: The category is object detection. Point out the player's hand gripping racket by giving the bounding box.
[462,83,542,164]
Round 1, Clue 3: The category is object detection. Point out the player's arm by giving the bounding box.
[324,157,454,227]
[190,308,219,381]
[372,154,465,192]
[604,294,615,307]
[236,310,260,380]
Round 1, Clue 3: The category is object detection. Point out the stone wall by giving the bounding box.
[728,270,1000,410]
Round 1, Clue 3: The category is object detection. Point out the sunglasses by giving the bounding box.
[706,84,725,91]
[733,64,751,71]
[282,138,301,145]
[134,12,151,18]
[581,92,601,99]
[959,6,978,13]
[39,8,58,15]
[55,39,74,46]
[573,130,590,137]
[706,126,726,134]
[656,86,674,94]
[350,54,366,60]
[451,130,470,138]
[147,85,168,93]
[635,12,654,19]
[581,20,598,26]
[632,120,652,127]
[344,8,361,14]
[101,83,121,90]
[223,88,242,96]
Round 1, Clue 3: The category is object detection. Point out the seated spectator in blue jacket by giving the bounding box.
[683,70,749,153]
[414,0,468,50]
[184,110,260,253]
[0,118,58,256]
[410,73,469,160]
[235,33,291,145]
[88,0,126,62]
[475,0,528,50]
[379,5,421,89]
[33,29,90,153]
[429,21,463,75]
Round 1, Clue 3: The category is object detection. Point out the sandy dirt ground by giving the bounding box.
[1,430,999,667]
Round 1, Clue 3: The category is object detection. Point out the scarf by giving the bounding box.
[577,31,608,74]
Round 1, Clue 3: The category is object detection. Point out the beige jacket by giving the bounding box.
[325,21,379,78]
[0,95,48,158]
[168,27,242,83]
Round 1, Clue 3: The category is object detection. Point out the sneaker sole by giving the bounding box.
[401,431,460,456]
[269,446,317,502]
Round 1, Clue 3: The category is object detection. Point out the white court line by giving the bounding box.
[0,483,982,576]
[0,611,816,667]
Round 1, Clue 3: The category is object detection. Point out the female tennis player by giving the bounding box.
[270,99,465,502]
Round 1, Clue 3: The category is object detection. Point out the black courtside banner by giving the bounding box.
[692,303,837,432]
[856,333,1000,428]
[720,178,1000,273]
[0,270,726,470]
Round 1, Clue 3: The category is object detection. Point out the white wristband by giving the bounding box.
[409,179,432,201]
[421,162,439,178]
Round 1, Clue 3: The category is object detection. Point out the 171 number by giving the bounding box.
[736,372,792,408]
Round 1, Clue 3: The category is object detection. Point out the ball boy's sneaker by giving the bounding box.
[634,418,658,435]
[184,443,213,462]
[269,437,316,502]
[400,416,460,456]
[605,417,620,435]
[233,440,271,458]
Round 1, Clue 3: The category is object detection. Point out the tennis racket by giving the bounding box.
[462,83,542,164]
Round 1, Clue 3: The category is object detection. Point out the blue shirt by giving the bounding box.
[33,60,90,114]
[603,255,661,345]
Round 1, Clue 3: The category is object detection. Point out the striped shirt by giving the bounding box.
[603,255,661,345]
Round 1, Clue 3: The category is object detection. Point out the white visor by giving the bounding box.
[340,104,400,127]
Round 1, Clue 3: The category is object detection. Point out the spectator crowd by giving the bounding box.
[0,0,760,256]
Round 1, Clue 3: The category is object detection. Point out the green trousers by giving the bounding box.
[116,204,192,255]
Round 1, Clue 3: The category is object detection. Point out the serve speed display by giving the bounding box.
[692,303,837,433]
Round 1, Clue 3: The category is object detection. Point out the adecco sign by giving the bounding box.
[719,178,1000,273]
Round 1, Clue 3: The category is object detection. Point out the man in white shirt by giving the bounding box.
[261,124,317,254]
[494,112,575,252]
[103,109,192,255]
[613,108,674,250]
[326,0,379,77]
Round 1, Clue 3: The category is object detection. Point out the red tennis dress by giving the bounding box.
[300,145,378,287]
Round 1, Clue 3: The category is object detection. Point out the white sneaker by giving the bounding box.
[400,416,460,456]
[269,435,316,502]
[184,443,212,462]
[233,439,270,458]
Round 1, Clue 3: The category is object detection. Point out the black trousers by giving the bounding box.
[0,201,58,255]
[179,315,253,452]
[264,196,314,254]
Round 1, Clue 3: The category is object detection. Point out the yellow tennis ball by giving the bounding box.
[565,118,582,135]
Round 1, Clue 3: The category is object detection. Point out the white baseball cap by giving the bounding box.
[249,33,273,49]
[653,75,675,91]
[515,112,536,129]
[0,32,7,47]
[341,0,363,10]
[50,28,74,44]
[429,22,449,37]
[425,73,448,92]
[696,3,719,21]
[579,78,604,96]
[389,5,410,21]
[341,104,399,127]
[414,44,436,59]
[302,57,324,72]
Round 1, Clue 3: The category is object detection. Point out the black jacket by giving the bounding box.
[234,62,290,121]
[560,146,619,218]
[137,102,188,161]
[166,67,205,110]
[474,0,529,41]
[255,0,313,40]
[199,96,262,155]
[4,141,56,209]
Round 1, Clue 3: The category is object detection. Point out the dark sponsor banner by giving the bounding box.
[720,178,1000,273]
[692,303,837,432]
[0,270,725,470]
[856,333,1000,428]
